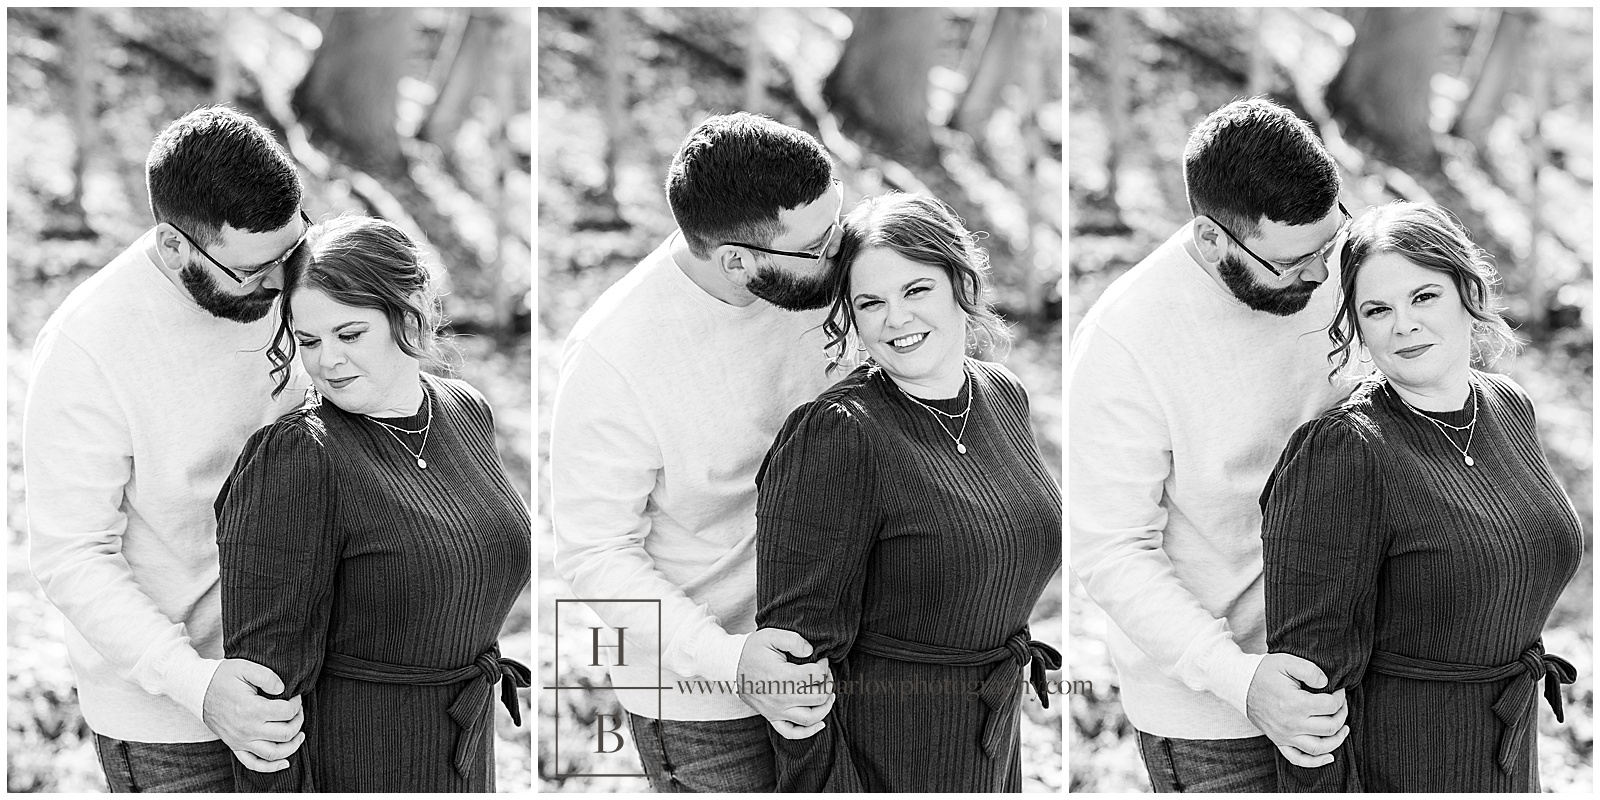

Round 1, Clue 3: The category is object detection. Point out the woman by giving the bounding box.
[754,192,1061,792]
[1261,202,1580,792]
[215,216,532,792]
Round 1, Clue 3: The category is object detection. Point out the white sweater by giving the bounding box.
[551,235,835,720]
[25,231,306,742]
[1068,224,1354,738]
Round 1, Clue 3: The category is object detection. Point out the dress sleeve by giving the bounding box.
[216,419,342,792]
[1260,415,1387,792]
[754,399,878,792]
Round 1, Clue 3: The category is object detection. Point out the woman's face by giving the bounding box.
[291,288,421,416]
[1353,252,1475,396]
[849,247,967,392]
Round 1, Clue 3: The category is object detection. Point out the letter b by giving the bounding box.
[596,714,626,753]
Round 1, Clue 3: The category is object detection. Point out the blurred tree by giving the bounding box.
[824,7,941,165]
[213,8,236,104]
[1450,8,1537,152]
[1327,8,1448,171]
[745,9,767,114]
[420,10,509,149]
[951,8,1029,135]
[44,7,96,240]
[293,8,414,175]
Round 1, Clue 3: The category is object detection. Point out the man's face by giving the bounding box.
[1213,207,1345,317]
[169,217,307,323]
[1215,251,1318,316]
[744,183,845,311]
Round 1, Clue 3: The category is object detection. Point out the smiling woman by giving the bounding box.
[753,191,1061,792]
[1260,201,1581,792]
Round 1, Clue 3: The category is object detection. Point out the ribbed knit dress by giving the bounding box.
[755,358,1062,792]
[1261,371,1581,792]
[217,373,532,792]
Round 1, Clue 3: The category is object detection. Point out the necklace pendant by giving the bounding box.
[956,442,967,455]
[1464,455,1474,467]
[418,457,428,469]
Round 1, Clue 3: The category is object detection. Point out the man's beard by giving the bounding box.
[746,259,834,311]
[179,262,279,323]
[1216,253,1318,316]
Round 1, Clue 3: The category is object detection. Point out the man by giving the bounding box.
[552,112,843,791]
[1069,98,1359,791]
[25,106,313,792]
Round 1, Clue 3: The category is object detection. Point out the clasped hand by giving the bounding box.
[737,628,836,740]
[202,659,306,772]
[1246,653,1350,768]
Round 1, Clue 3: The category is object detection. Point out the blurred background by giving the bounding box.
[538,7,1062,791]
[7,8,532,792]
[1068,7,1592,793]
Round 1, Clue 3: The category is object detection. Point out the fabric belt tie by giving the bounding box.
[1366,640,1575,775]
[852,628,1061,759]
[321,644,532,779]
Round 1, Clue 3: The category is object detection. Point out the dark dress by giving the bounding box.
[217,373,532,792]
[1261,371,1581,792]
[755,359,1062,792]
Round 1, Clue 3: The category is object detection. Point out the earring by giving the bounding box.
[1357,346,1372,364]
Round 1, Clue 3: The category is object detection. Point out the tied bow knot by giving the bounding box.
[976,633,1062,759]
[447,650,533,778]
[1489,648,1575,774]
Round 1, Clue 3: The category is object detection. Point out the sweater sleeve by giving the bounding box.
[1261,415,1386,792]
[550,342,748,681]
[24,330,221,721]
[1068,325,1263,713]
[754,400,877,793]
[216,419,342,792]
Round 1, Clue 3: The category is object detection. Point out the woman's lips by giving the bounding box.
[887,332,928,354]
[325,376,358,389]
[1394,344,1434,359]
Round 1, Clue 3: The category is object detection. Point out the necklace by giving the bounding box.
[1393,383,1478,467]
[366,392,432,469]
[895,372,972,454]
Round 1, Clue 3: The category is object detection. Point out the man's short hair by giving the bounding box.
[1183,98,1340,239]
[146,106,303,247]
[665,112,835,260]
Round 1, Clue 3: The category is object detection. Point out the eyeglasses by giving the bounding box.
[1210,203,1352,278]
[168,209,313,289]
[723,221,840,266]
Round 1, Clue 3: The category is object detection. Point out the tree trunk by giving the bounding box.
[951,8,1030,135]
[744,9,767,114]
[293,8,413,175]
[823,7,941,165]
[419,10,508,149]
[1326,8,1447,171]
[1449,9,1536,150]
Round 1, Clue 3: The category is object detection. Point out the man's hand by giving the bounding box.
[737,628,836,740]
[202,659,306,772]
[1245,653,1350,768]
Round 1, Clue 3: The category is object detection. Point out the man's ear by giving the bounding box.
[717,245,752,288]
[1191,216,1225,264]
[152,222,187,270]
